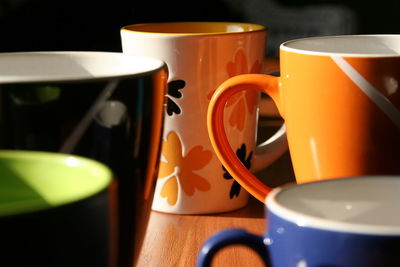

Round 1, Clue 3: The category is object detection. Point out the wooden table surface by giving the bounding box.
[136,58,295,267]
[137,150,295,267]
[137,197,266,267]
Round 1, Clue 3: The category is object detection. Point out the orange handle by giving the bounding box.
[207,74,282,202]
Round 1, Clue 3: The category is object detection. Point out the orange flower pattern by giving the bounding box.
[157,131,212,205]
[207,49,261,131]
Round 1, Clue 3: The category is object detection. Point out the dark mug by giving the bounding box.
[90,100,129,167]
[0,150,113,267]
[0,52,168,267]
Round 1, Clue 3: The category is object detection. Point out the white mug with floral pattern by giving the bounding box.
[121,22,287,214]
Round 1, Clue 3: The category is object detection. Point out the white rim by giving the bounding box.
[121,22,266,36]
[266,177,400,235]
[281,34,400,57]
[0,51,166,84]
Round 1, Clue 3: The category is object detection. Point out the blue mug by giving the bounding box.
[197,176,400,267]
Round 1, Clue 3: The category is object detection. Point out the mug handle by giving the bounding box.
[196,228,270,267]
[207,74,283,202]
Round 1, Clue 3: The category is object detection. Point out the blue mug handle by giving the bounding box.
[197,228,270,267]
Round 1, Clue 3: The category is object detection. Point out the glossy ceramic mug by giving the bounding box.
[0,150,113,267]
[208,35,400,202]
[198,176,400,267]
[121,22,287,214]
[0,52,168,267]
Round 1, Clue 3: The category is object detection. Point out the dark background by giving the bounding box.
[0,0,399,54]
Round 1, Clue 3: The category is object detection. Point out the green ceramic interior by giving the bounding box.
[0,150,112,217]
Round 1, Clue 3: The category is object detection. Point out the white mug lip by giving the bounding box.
[266,176,400,236]
[0,51,166,84]
[281,34,400,58]
[121,21,267,36]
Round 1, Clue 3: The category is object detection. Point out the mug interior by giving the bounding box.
[0,150,111,217]
[122,22,266,35]
[267,176,400,235]
[0,52,165,83]
[282,35,400,57]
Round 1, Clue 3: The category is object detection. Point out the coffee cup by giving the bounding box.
[198,176,400,267]
[0,150,113,267]
[0,51,168,267]
[207,34,400,202]
[121,22,287,214]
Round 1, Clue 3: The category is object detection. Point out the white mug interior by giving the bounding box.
[0,52,165,83]
[267,176,400,235]
[281,34,400,57]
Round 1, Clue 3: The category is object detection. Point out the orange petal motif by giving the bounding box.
[158,131,183,180]
[227,49,248,77]
[184,145,213,170]
[208,50,260,132]
[226,92,242,107]
[158,160,176,179]
[162,131,184,165]
[245,89,258,114]
[158,131,212,205]
[208,49,250,101]
[250,60,261,74]
[160,176,179,205]
[229,97,246,131]
[180,145,212,195]
[179,171,211,196]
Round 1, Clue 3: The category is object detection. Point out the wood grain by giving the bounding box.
[136,197,267,267]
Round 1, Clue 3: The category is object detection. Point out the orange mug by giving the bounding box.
[208,34,400,202]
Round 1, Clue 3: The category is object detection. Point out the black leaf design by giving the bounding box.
[168,80,185,98]
[230,180,242,198]
[166,79,185,116]
[222,143,253,199]
[167,97,182,116]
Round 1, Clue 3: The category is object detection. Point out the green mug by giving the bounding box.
[0,150,114,267]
